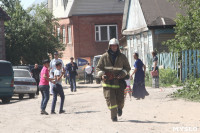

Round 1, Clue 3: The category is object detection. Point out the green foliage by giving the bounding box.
[145,69,182,87]
[145,71,152,86]
[172,78,200,101]
[163,0,200,51]
[159,69,182,87]
[0,0,65,65]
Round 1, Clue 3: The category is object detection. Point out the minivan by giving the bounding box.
[0,60,14,104]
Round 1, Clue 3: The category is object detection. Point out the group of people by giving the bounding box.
[49,52,78,93]
[32,37,158,121]
[31,52,78,115]
[96,38,158,122]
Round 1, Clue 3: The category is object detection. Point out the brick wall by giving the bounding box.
[57,18,74,64]
[0,19,5,60]
[57,14,123,64]
[72,14,123,58]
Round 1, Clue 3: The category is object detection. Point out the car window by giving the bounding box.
[14,70,31,78]
[0,63,13,76]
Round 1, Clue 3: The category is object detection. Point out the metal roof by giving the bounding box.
[122,0,184,31]
[139,0,184,27]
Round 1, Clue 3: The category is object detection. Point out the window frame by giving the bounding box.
[95,25,118,42]
[57,27,60,40]
[67,25,72,44]
[62,28,66,44]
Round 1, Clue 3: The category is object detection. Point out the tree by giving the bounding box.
[164,0,200,51]
[0,0,65,65]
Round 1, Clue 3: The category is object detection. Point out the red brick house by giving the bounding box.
[48,0,125,64]
[0,7,10,60]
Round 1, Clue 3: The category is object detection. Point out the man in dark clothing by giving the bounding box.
[66,57,78,92]
[31,63,41,95]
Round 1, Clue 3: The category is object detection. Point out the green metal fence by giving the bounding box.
[146,50,200,81]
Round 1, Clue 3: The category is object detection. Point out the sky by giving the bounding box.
[20,0,47,9]
[20,0,35,9]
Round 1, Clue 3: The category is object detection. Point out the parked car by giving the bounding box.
[0,60,14,104]
[13,69,37,100]
[93,55,102,84]
[13,65,30,71]
[13,65,42,72]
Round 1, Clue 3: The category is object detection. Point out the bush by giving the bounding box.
[145,68,182,87]
[159,69,182,87]
[145,71,152,86]
[172,78,200,102]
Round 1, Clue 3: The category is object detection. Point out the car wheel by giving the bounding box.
[29,93,35,99]
[19,94,24,100]
[2,97,11,104]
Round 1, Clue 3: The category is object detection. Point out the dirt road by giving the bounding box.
[0,83,200,133]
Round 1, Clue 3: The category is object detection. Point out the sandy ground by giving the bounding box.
[0,82,200,133]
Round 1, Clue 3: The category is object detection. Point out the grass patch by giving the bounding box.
[159,69,182,87]
[172,78,200,102]
[145,68,182,87]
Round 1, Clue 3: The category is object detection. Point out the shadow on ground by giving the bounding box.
[74,111,100,114]
[77,85,102,89]
[120,120,180,124]
[0,95,37,105]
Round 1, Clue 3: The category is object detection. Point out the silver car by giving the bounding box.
[13,69,37,100]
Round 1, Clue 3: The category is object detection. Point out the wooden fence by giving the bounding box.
[146,50,200,81]
[181,50,200,81]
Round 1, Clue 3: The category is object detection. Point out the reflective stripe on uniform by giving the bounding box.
[104,66,123,71]
[104,66,113,70]
[108,105,118,109]
[113,67,123,70]
[102,83,120,88]
[122,69,128,75]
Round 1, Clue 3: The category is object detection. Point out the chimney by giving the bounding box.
[48,0,53,12]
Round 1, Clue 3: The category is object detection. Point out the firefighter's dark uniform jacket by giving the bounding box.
[96,49,131,89]
[96,49,131,119]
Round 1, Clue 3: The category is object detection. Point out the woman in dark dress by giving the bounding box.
[131,53,149,100]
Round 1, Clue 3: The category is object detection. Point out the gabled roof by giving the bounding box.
[122,0,184,33]
[70,0,125,16]
[52,0,125,18]
[139,0,184,27]
[0,7,10,21]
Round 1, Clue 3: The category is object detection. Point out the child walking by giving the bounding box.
[124,75,132,101]
[51,61,65,114]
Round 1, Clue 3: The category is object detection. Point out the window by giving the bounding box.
[63,28,66,44]
[95,25,118,42]
[0,63,12,76]
[14,70,31,78]
[57,27,60,40]
[67,26,72,43]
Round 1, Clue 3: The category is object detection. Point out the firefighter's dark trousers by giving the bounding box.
[103,86,125,119]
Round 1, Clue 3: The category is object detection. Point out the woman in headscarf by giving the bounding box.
[131,53,149,100]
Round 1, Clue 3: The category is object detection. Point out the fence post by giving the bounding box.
[193,50,197,78]
[185,50,188,80]
[176,52,179,78]
[189,50,192,75]
[197,50,200,78]
[182,51,185,81]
